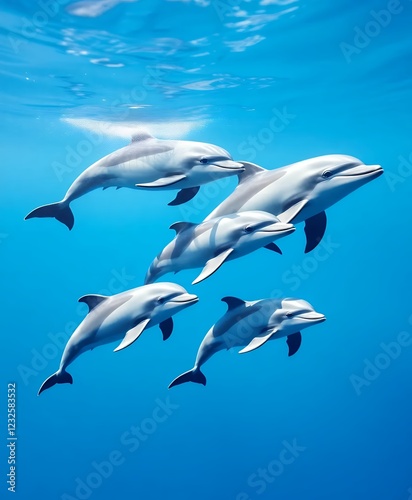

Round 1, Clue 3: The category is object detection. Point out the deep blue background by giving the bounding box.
[1,0,412,499]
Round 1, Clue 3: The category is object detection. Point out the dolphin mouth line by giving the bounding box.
[184,297,199,304]
[172,295,199,304]
[216,165,244,170]
[212,161,245,171]
[339,166,383,178]
[260,226,296,234]
[297,314,326,322]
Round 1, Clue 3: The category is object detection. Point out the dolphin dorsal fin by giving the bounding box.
[237,162,266,184]
[78,294,109,312]
[169,221,197,234]
[131,131,154,143]
[221,296,246,311]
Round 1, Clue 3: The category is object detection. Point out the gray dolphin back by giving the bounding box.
[207,167,286,219]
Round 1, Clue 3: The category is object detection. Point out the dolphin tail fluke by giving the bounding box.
[38,370,73,395]
[169,367,206,388]
[25,202,74,230]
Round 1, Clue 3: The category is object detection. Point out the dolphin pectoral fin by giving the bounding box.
[160,317,174,341]
[239,330,277,354]
[78,294,109,312]
[136,174,186,188]
[192,248,234,285]
[264,243,282,254]
[286,332,302,357]
[278,200,308,224]
[304,211,327,253]
[168,186,200,206]
[114,318,151,352]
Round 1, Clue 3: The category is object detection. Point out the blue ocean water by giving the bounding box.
[1,0,412,498]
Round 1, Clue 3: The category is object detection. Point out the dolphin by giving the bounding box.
[205,155,383,253]
[169,296,326,387]
[145,211,295,285]
[38,282,198,395]
[25,132,244,230]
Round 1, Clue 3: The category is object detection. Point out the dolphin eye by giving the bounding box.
[244,225,254,233]
[285,311,293,317]
[157,296,167,305]
[200,158,209,164]
[322,170,332,179]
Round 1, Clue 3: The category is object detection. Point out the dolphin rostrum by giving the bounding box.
[38,283,198,395]
[145,211,295,285]
[25,132,244,230]
[205,155,383,253]
[169,296,326,387]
